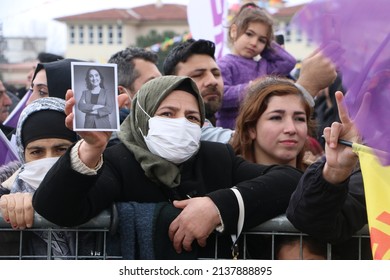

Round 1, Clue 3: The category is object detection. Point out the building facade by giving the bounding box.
[0,37,44,88]
[1,2,314,88]
[272,4,316,61]
[55,3,189,62]
[1,37,46,64]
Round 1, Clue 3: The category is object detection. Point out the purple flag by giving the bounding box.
[3,89,32,128]
[293,0,390,165]
[0,130,18,166]
[187,0,229,59]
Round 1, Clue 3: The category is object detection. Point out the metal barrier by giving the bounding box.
[0,210,370,260]
[0,209,122,260]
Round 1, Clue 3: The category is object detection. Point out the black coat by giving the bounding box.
[287,157,367,243]
[33,141,302,258]
[286,157,372,259]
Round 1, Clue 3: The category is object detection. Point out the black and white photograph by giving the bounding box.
[71,62,119,131]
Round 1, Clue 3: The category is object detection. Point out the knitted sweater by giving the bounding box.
[216,42,296,129]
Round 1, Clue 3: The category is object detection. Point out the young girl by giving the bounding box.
[217,2,296,129]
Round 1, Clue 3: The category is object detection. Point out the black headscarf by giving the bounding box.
[16,97,78,163]
[31,58,84,99]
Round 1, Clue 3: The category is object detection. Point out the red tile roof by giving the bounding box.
[272,4,305,17]
[133,3,187,20]
[55,4,187,22]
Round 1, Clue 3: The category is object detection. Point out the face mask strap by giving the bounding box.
[136,99,152,137]
[123,88,135,103]
[136,99,151,119]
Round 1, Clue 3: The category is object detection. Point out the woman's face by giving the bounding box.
[154,90,201,126]
[27,69,48,105]
[88,69,101,88]
[24,138,73,163]
[250,94,308,167]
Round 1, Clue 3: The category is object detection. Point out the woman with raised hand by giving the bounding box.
[287,91,371,259]
[33,76,302,259]
[231,75,326,259]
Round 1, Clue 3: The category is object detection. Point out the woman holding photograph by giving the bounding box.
[78,67,114,129]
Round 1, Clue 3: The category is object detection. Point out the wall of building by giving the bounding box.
[2,37,46,63]
[62,20,189,62]
[0,61,36,88]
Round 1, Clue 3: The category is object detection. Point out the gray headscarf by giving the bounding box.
[118,75,205,188]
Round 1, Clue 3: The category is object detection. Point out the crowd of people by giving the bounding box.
[0,2,372,260]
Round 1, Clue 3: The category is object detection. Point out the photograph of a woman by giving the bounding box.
[71,62,119,131]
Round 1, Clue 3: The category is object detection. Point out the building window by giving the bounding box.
[98,25,103,44]
[23,39,34,50]
[117,24,122,44]
[79,25,84,44]
[108,25,113,44]
[70,25,75,44]
[296,29,302,42]
[306,36,313,47]
[89,25,94,44]
[285,22,291,42]
[1,40,7,51]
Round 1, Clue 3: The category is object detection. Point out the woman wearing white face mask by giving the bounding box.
[33,76,303,259]
[0,97,78,257]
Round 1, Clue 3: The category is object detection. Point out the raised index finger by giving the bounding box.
[335,91,352,126]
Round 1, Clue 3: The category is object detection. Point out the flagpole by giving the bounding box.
[321,135,353,147]
[338,139,352,147]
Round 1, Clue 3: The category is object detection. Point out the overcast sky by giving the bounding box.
[1,0,311,54]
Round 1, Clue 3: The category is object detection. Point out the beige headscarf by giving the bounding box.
[118,75,205,188]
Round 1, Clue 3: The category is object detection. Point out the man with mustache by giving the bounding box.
[108,45,232,145]
[164,39,233,143]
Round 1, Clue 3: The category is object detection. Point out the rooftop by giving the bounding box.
[55,4,188,22]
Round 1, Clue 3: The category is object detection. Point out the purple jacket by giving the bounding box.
[216,42,296,129]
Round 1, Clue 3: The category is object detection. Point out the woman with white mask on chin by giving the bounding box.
[33,76,303,259]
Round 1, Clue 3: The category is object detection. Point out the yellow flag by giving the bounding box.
[352,143,390,260]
